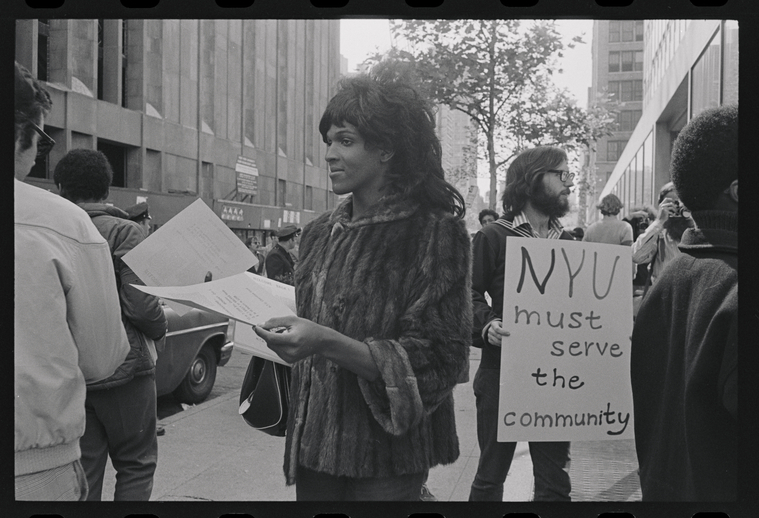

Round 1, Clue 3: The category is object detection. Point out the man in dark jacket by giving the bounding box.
[55,149,167,501]
[631,104,738,501]
[469,146,575,501]
[265,225,300,285]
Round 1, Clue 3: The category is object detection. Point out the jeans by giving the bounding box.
[15,459,88,501]
[79,373,158,501]
[296,465,426,501]
[469,367,571,501]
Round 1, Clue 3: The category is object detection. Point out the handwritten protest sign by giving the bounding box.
[497,237,634,442]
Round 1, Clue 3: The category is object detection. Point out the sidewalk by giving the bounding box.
[101,348,640,501]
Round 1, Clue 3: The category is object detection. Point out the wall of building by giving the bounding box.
[599,20,738,216]
[17,18,341,240]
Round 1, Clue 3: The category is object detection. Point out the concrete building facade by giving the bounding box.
[16,18,342,244]
[585,20,645,225]
[598,20,738,214]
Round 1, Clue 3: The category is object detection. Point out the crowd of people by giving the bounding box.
[15,58,737,504]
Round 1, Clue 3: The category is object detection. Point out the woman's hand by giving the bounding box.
[487,319,510,347]
[253,315,335,364]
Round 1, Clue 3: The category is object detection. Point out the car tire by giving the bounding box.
[172,344,217,405]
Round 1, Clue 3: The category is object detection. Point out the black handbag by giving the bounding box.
[238,356,291,437]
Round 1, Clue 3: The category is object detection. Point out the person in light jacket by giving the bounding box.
[14,61,129,501]
[254,66,472,501]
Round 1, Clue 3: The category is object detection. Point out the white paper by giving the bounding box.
[133,272,294,366]
[123,198,257,291]
[497,238,634,442]
[133,272,294,327]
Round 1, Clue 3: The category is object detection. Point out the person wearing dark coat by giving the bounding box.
[55,149,167,501]
[469,146,575,502]
[265,225,299,285]
[253,68,471,501]
[631,104,738,501]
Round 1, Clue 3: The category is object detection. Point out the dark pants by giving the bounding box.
[469,367,571,501]
[296,465,426,501]
[80,373,158,501]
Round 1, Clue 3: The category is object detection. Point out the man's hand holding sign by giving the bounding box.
[497,237,634,442]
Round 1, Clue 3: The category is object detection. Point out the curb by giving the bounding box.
[160,391,239,426]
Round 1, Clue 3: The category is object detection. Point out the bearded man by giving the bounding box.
[468,146,575,502]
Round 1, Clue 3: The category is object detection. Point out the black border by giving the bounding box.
[5,1,757,518]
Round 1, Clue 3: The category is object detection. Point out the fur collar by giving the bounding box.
[328,194,420,231]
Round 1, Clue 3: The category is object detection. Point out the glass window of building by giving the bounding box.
[634,147,645,207]
[277,179,287,207]
[621,51,634,72]
[37,19,49,81]
[633,80,643,101]
[635,21,644,41]
[634,51,643,72]
[608,80,619,99]
[609,21,620,43]
[621,81,633,102]
[722,20,739,105]
[643,132,654,207]
[607,140,627,162]
[609,51,620,73]
[691,26,722,118]
[622,21,634,42]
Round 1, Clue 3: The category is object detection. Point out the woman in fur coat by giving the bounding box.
[254,68,473,501]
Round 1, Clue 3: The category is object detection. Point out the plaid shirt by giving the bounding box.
[494,212,565,239]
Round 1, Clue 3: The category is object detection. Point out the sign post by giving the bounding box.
[497,238,634,442]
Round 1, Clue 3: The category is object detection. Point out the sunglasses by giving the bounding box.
[28,119,55,159]
[16,111,55,159]
[546,169,575,183]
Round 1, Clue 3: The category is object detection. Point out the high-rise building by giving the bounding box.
[585,20,645,225]
[598,20,738,213]
[16,19,342,243]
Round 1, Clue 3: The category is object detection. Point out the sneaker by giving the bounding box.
[420,483,437,502]
[156,426,165,436]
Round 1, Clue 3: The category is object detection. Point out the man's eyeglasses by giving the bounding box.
[27,119,55,159]
[546,169,575,183]
[17,111,55,159]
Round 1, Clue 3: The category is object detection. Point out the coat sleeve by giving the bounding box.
[356,216,472,436]
[114,223,167,340]
[631,223,663,264]
[471,230,499,347]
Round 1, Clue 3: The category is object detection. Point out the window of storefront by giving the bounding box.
[691,27,721,118]
[634,147,644,208]
[722,20,739,106]
[643,132,654,207]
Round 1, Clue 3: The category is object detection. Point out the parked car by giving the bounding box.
[156,301,235,405]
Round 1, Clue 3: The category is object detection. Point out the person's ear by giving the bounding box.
[379,149,395,163]
[728,179,738,203]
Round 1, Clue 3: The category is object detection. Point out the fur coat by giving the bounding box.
[284,194,472,485]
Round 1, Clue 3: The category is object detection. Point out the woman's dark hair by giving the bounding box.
[501,146,567,218]
[318,66,465,217]
[15,61,52,152]
[54,149,113,202]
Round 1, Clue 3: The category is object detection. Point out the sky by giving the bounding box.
[340,19,595,197]
[340,19,594,109]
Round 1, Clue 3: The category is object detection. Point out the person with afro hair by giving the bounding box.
[631,103,738,501]
[582,193,633,246]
